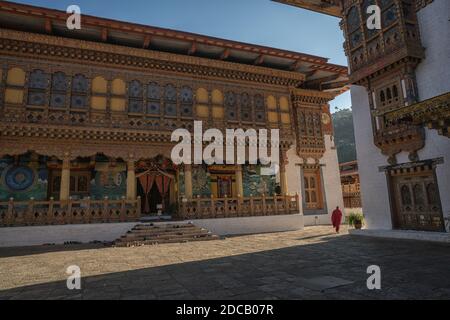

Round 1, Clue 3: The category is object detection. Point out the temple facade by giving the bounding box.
[0,2,347,233]
[278,0,450,233]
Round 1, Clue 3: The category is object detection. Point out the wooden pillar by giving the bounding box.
[235,165,244,197]
[184,164,193,199]
[280,162,289,196]
[60,156,70,201]
[126,160,136,200]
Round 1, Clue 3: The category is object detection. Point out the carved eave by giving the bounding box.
[0,29,305,88]
[384,92,450,138]
[349,46,425,85]
[273,0,343,17]
[291,88,336,105]
[0,123,175,160]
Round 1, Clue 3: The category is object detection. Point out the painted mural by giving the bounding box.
[243,165,276,197]
[0,155,48,201]
[90,162,126,200]
[192,165,212,197]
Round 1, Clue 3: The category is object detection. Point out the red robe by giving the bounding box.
[331,209,343,232]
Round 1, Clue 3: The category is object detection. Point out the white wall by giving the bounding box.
[414,0,450,230]
[192,214,304,236]
[350,1,450,231]
[285,135,344,226]
[0,222,137,247]
[351,85,393,230]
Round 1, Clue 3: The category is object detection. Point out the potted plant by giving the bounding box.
[348,212,364,230]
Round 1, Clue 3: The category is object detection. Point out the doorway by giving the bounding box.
[390,167,445,232]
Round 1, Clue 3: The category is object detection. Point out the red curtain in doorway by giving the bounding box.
[155,176,172,210]
[138,174,155,213]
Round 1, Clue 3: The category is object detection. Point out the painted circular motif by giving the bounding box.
[322,113,331,125]
[4,166,35,191]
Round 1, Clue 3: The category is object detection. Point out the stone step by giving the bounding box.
[114,234,220,247]
[120,230,211,241]
[113,223,220,247]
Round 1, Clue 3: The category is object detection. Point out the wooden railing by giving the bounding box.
[0,197,141,227]
[177,195,300,220]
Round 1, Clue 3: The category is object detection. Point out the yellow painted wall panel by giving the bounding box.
[211,89,223,105]
[196,88,208,104]
[92,76,107,94]
[267,95,277,110]
[7,68,26,86]
[112,79,126,95]
[91,96,107,110]
[196,104,209,118]
[212,106,224,119]
[280,96,289,111]
[281,113,291,124]
[5,88,23,104]
[111,98,126,112]
[268,111,278,123]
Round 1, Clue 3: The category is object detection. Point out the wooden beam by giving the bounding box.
[220,48,230,60]
[254,54,264,65]
[44,18,52,34]
[143,35,151,49]
[101,28,108,42]
[188,42,197,55]
[289,59,302,71]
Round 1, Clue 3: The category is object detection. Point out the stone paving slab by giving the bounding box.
[0,226,449,300]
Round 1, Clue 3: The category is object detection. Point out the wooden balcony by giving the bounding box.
[0,197,141,227]
[178,195,300,220]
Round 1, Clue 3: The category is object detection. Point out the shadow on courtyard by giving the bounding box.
[0,243,107,258]
[0,235,449,300]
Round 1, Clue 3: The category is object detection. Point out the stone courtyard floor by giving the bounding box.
[0,226,449,300]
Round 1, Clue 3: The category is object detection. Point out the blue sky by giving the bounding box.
[11,0,351,111]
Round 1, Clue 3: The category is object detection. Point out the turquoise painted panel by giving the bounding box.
[192,165,211,197]
[0,156,48,201]
[90,169,126,200]
[243,165,276,197]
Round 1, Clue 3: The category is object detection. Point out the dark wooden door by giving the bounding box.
[391,171,445,232]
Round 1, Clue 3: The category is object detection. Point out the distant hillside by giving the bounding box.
[332,108,357,164]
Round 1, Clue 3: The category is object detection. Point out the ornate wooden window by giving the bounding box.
[27,69,49,107]
[211,89,224,119]
[91,76,108,111]
[50,72,68,109]
[146,82,161,116]
[50,171,90,199]
[180,86,193,118]
[195,87,209,118]
[5,67,26,105]
[240,92,252,122]
[303,169,323,210]
[111,78,126,112]
[164,84,177,117]
[279,96,291,125]
[71,74,89,109]
[128,80,143,113]
[254,94,265,123]
[267,95,278,123]
[225,91,237,121]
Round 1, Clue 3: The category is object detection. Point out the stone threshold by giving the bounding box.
[349,229,450,244]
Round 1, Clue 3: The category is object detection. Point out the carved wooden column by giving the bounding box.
[235,165,244,197]
[184,164,193,199]
[280,162,289,196]
[60,156,71,201]
[126,159,136,200]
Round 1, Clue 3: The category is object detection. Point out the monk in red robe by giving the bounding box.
[331,206,343,233]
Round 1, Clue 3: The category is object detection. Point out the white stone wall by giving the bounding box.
[285,134,344,226]
[351,85,393,230]
[192,214,304,236]
[0,222,137,247]
[349,0,450,231]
